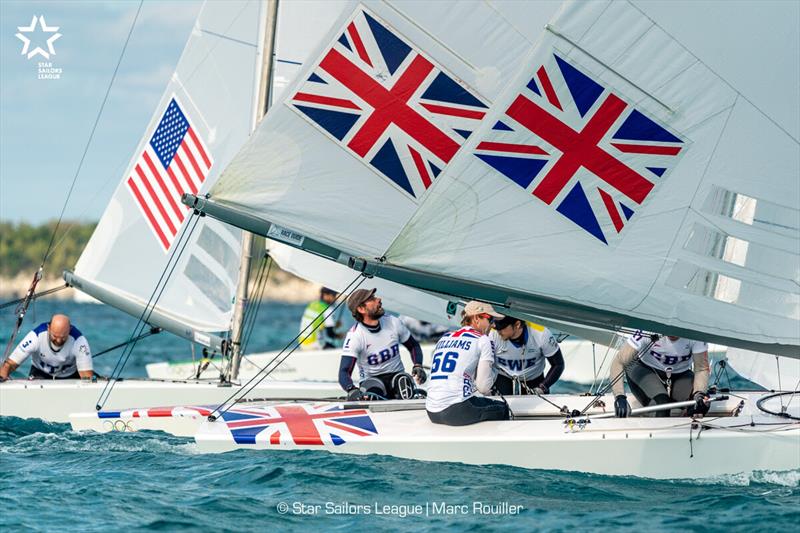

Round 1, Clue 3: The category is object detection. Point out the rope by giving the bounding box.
[756,391,800,421]
[2,4,143,368]
[207,273,367,421]
[95,214,199,410]
[91,327,161,359]
[42,1,144,267]
[0,284,69,310]
[579,334,659,415]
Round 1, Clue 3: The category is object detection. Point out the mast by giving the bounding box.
[228,0,280,381]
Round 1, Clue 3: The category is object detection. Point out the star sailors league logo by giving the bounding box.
[221,403,378,446]
[126,97,213,251]
[288,7,489,200]
[475,53,686,245]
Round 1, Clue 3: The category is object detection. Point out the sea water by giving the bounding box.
[1,300,798,531]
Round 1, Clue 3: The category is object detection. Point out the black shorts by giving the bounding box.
[29,365,81,380]
[493,373,544,395]
[427,396,510,426]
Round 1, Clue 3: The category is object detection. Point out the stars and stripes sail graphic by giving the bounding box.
[289,8,488,200]
[126,97,213,251]
[475,53,685,244]
[221,403,378,446]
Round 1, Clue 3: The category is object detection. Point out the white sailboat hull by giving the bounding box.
[68,392,800,479]
[145,339,609,384]
[0,378,342,423]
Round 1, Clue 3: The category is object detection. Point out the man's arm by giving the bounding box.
[691,351,710,394]
[338,356,358,391]
[541,349,565,390]
[610,343,638,397]
[475,337,497,395]
[74,337,93,379]
[0,360,20,380]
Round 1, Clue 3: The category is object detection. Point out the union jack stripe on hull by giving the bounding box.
[221,403,378,446]
[289,7,488,200]
[475,53,685,244]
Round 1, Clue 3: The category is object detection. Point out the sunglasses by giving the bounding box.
[478,313,495,324]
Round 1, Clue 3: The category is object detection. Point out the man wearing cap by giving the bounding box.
[425,301,510,426]
[338,288,426,400]
[490,317,564,395]
[299,287,342,350]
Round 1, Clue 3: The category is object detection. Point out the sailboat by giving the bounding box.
[0,0,354,422]
[70,0,798,479]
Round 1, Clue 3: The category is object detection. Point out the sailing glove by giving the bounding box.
[532,385,548,395]
[411,365,427,384]
[688,391,710,417]
[346,386,362,401]
[614,395,631,418]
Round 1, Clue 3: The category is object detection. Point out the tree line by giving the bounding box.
[0,221,96,279]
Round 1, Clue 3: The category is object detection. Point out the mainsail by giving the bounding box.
[70,1,267,345]
[187,1,798,357]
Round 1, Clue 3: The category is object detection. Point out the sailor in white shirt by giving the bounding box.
[490,316,564,395]
[610,331,710,418]
[0,314,93,380]
[426,301,510,426]
[338,288,425,400]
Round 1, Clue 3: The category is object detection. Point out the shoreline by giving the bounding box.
[0,273,319,304]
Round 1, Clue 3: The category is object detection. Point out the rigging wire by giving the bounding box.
[206,273,368,421]
[0,284,69,310]
[218,250,271,381]
[95,213,200,410]
[1,3,144,364]
[42,1,144,267]
[91,327,162,359]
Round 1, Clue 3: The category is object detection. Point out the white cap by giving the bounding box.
[462,301,504,318]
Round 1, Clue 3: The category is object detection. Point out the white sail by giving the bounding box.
[208,0,560,257]
[383,0,799,356]
[192,1,797,355]
[73,1,266,333]
[267,240,460,327]
[725,348,800,392]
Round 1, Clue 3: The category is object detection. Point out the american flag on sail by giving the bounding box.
[126,97,213,251]
[221,403,378,446]
[289,8,488,200]
[475,53,685,244]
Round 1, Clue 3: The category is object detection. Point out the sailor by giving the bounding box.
[299,287,342,350]
[339,288,426,400]
[490,316,564,395]
[611,331,710,418]
[0,314,93,381]
[426,301,510,426]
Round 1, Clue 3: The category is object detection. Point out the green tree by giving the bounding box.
[0,221,96,278]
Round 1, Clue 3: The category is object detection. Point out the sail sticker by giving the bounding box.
[220,403,378,446]
[267,224,305,247]
[288,7,489,200]
[474,53,685,245]
[125,96,213,252]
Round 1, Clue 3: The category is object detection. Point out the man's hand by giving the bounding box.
[688,391,710,417]
[532,385,548,395]
[411,365,426,385]
[615,395,631,418]
[346,386,362,401]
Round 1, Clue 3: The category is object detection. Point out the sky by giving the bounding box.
[0,0,203,224]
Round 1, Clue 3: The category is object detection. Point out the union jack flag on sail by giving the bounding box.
[221,403,378,446]
[126,97,213,251]
[289,8,488,200]
[475,53,685,244]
